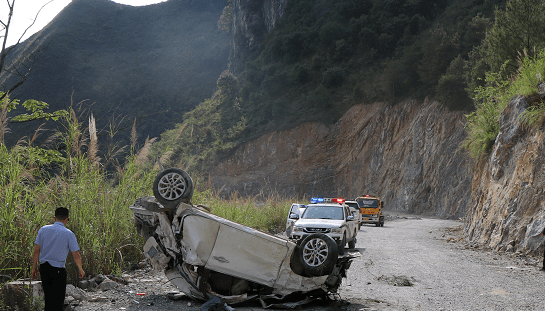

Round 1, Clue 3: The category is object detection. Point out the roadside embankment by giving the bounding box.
[465,95,545,257]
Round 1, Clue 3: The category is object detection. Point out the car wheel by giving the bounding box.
[153,168,194,207]
[289,243,305,276]
[338,234,346,255]
[296,233,339,277]
[348,237,356,249]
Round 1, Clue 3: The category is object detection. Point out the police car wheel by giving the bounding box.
[297,233,338,277]
[338,234,346,255]
[348,237,356,249]
[153,168,194,207]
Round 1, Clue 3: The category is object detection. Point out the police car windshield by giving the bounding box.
[357,198,379,208]
[302,205,344,220]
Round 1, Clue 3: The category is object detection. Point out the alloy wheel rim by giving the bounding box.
[157,172,187,200]
[302,237,329,267]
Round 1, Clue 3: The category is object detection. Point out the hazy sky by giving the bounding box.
[3,0,167,47]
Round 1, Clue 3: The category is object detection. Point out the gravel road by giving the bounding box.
[73,213,545,311]
[340,213,545,311]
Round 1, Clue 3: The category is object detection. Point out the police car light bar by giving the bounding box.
[310,197,345,204]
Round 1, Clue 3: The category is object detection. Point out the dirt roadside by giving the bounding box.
[71,213,545,311]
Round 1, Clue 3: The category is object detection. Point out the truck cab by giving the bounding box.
[356,195,384,227]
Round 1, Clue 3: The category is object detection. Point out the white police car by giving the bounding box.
[287,198,359,255]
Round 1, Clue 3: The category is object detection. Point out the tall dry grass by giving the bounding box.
[0,109,157,284]
[193,189,295,234]
[0,104,298,287]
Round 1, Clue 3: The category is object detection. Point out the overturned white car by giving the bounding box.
[129,168,355,308]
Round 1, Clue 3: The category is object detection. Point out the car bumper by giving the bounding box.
[291,233,343,243]
[361,216,379,223]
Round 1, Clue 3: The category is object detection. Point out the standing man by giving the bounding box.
[32,207,85,311]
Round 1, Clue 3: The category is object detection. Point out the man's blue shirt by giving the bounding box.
[34,222,79,268]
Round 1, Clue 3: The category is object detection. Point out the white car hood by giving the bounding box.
[294,219,344,228]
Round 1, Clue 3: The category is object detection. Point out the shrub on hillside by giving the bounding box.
[294,66,311,85]
[321,67,345,88]
[462,50,545,158]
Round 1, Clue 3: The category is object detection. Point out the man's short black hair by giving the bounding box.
[55,207,69,219]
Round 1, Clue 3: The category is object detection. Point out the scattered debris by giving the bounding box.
[377,275,415,287]
[200,295,234,311]
[166,291,186,301]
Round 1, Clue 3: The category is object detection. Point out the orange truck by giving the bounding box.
[355,195,384,227]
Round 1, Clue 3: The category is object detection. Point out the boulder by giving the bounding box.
[98,279,119,291]
[78,280,90,290]
[108,274,129,285]
[66,284,88,301]
[91,274,106,285]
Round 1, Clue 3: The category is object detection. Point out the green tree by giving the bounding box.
[0,93,68,144]
[218,1,233,33]
[437,56,474,110]
[484,0,545,76]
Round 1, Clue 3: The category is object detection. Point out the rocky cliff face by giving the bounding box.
[211,99,472,219]
[230,0,288,72]
[465,95,545,256]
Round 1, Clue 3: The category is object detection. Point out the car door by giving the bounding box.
[285,203,304,237]
[344,205,358,239]
[205,222,291,287]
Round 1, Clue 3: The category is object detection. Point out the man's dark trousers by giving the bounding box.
[39,262,66,311]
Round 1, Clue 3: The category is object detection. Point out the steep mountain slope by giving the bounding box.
[1,0,229,144]
[223,0,503,143]
[211,99,471,219]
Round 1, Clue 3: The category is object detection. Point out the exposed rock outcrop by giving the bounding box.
[230,0,288,73]
[465,95,545,256]
[211,99,471,219]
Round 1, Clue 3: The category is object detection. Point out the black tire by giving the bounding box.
[348,237,356,249]
[338,234,346,255]
[289,243,305,276]
[375,222,380,227]
[153,168,194,207]
[296,233,339,277]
